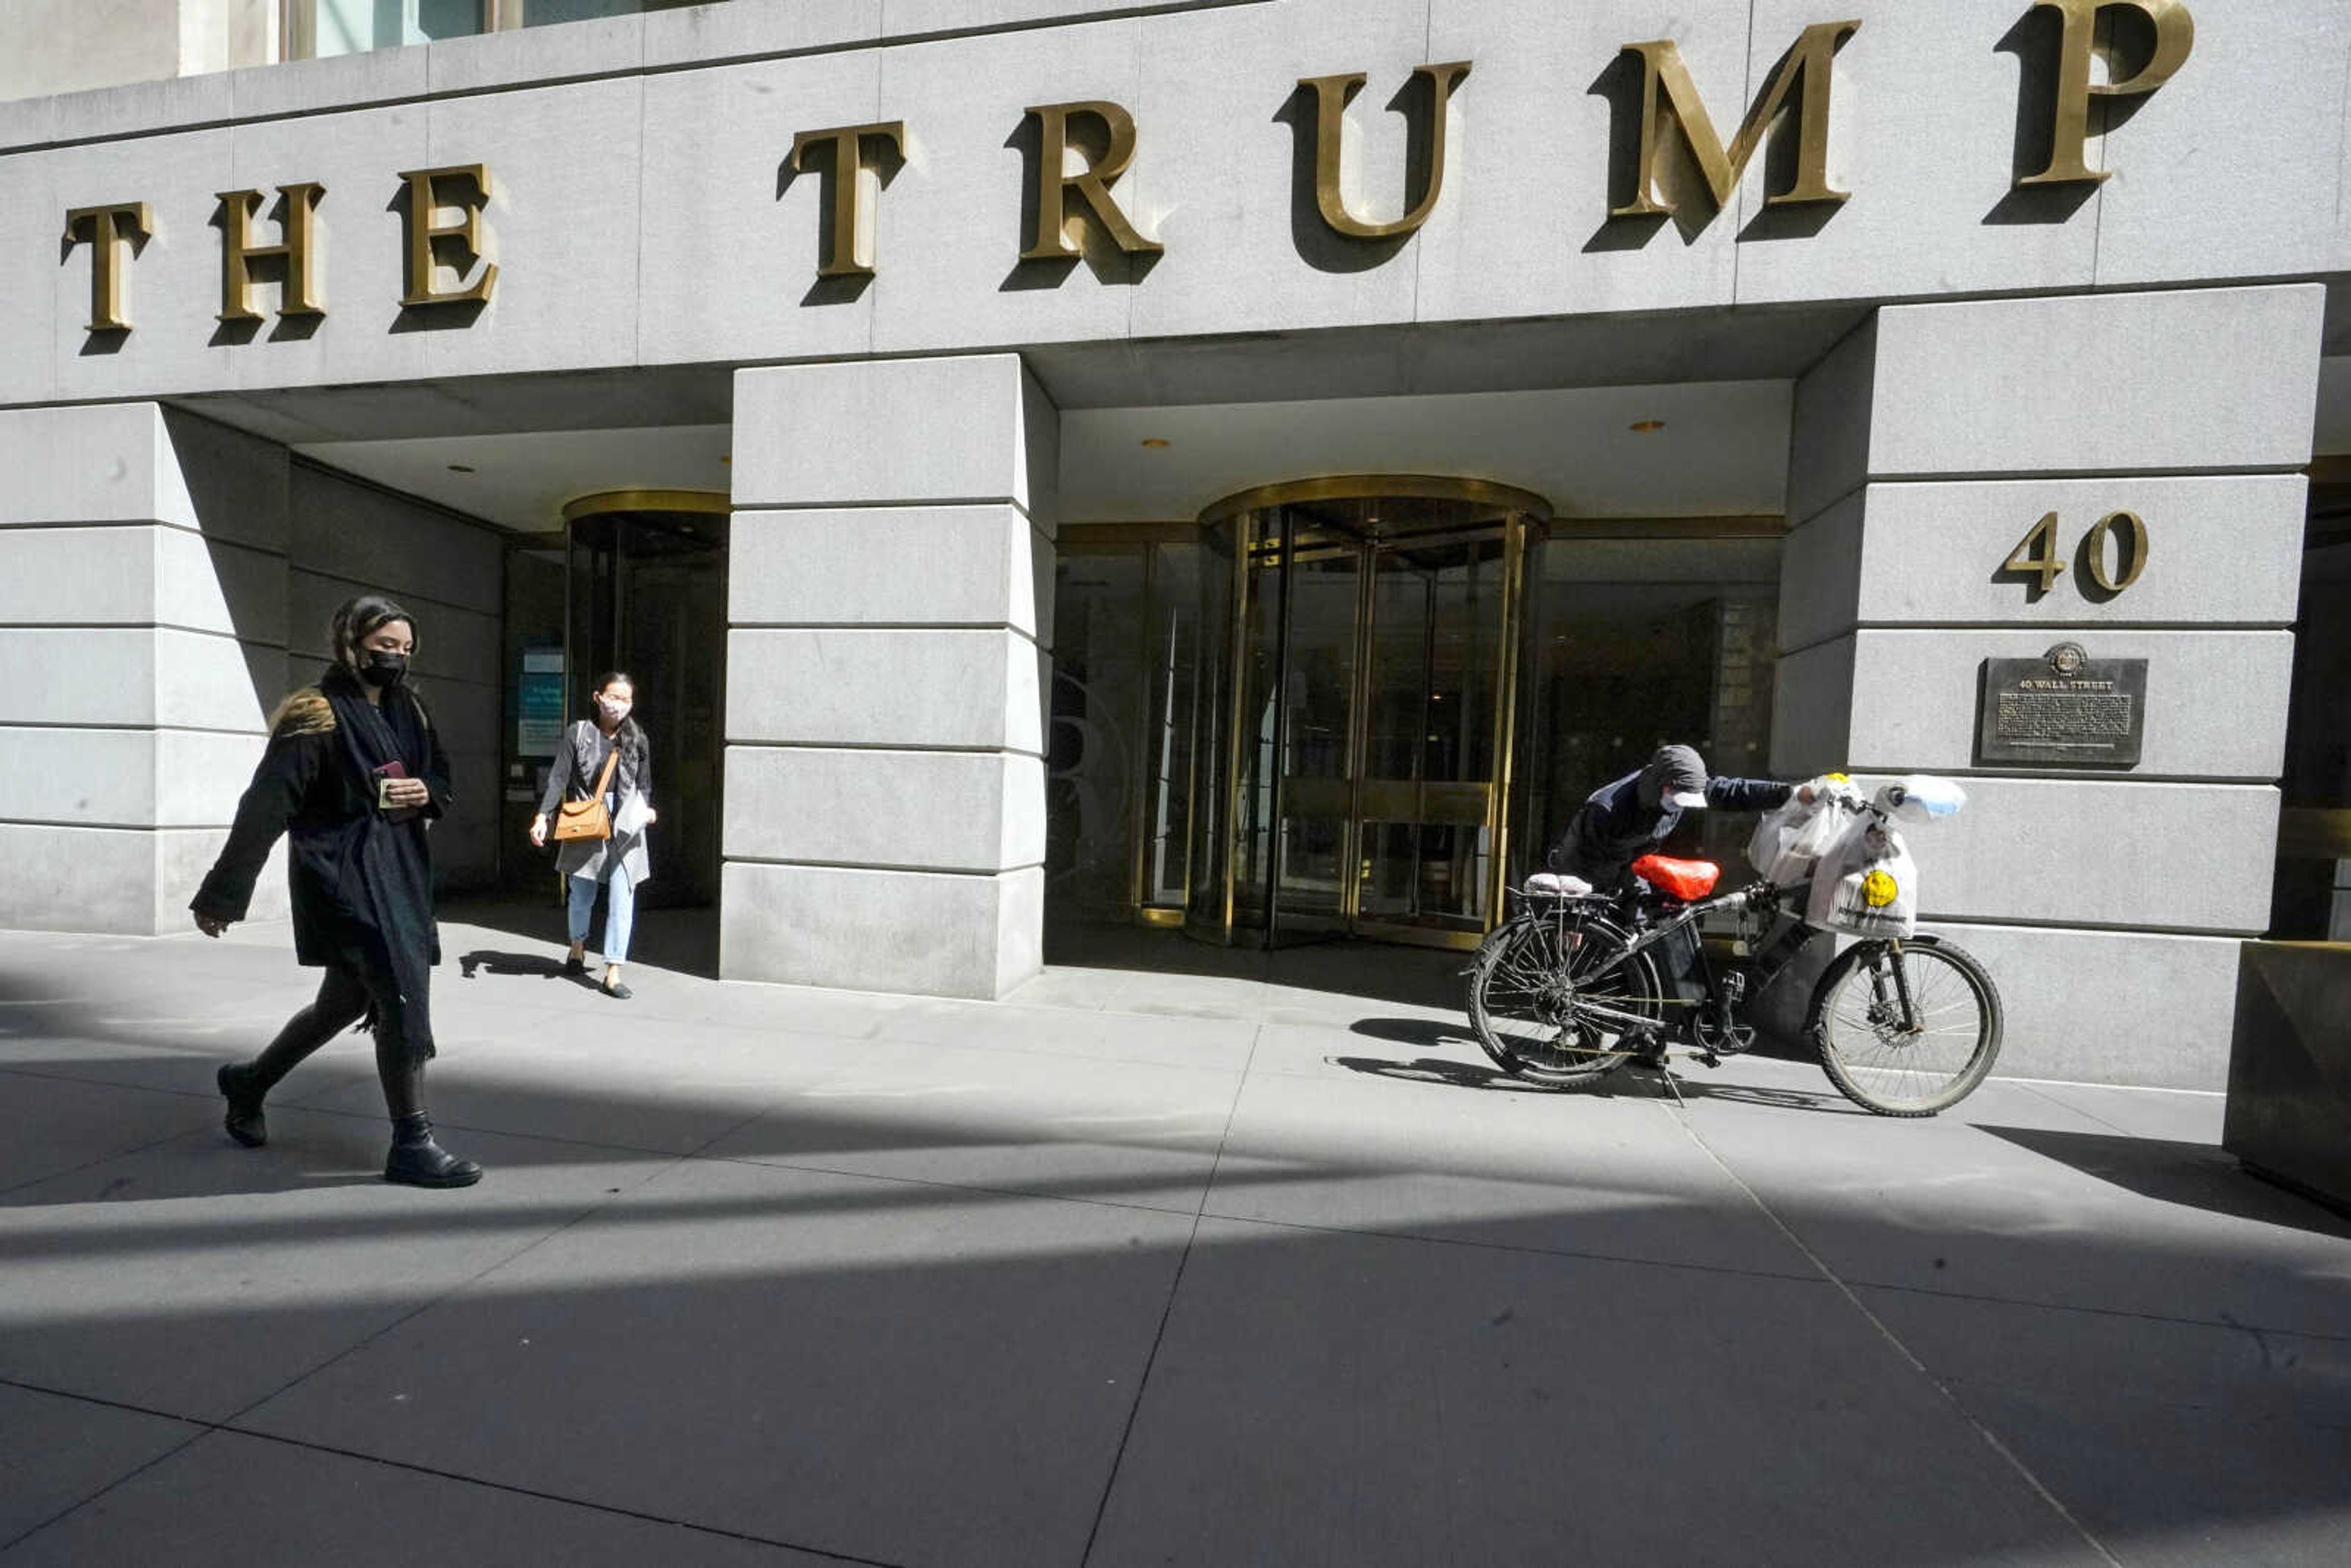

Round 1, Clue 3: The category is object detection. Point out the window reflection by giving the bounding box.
[290,0,707,60]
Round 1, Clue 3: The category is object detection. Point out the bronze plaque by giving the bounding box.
[1977,642,2148,767]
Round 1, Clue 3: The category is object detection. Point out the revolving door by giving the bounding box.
[1188,479,1547,948]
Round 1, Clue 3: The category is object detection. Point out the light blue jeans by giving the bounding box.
[568,863,635,965]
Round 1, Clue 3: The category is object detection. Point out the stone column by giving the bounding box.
[1774,284,2321,1089]
[0,403,291,934]
[722,354,1057,998]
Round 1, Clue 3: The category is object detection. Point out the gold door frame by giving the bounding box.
[1199,475,1551,951]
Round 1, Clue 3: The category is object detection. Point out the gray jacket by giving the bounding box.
[538,719,653,883]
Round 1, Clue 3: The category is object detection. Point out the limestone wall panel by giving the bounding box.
[721,860,1042,997]
[2090,0,2351,288]
[869,18,1141,355]
[1779,475,2308,650]
[636,50,882,369]
[1732,0,2101,309]
[725,746,1046,872]
[1840,628,2295,780]
[729,505,1045,636]
[725,628,1044,753]
[1915,921,2246,1090]
[1416,0,1744,325]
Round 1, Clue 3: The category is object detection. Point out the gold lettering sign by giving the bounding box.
[1020,100,1160,260]
[1297,62,1471,240]
[789,121,907,278]
[62,201,151,332]
[215,183,325,323]
[396,165,497,307]
[1611,21,1860,217]
[2020,0,2195,185]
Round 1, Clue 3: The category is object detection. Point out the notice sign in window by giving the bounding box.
[517,647,565,757]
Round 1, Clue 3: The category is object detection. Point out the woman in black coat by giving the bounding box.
[190,593,481,1188]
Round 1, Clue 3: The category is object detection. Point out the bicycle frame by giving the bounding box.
[1507,790,1925,1038]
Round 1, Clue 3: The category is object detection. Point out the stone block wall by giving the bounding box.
[1774,284,2324,1088]
[0,402,504,936]
[723,353,1057,999]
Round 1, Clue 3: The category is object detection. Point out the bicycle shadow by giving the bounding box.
[1348,1016,1484,1052]
[1335,1032,1867,1114]
[1330,1055,1566,1094]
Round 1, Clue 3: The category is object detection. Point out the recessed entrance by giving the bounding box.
[1188,478,1547,949]
[1044,480,1784,962]
[560,489,729,912]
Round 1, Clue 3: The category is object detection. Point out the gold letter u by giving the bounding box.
[1297,62,1471,240]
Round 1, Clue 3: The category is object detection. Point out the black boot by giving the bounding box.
[217,1062,269,1147]
[383,1112,482,1188]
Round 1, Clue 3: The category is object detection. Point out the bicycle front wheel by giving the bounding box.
[1809,937,2003,1116]
[1468,915,1660,1087]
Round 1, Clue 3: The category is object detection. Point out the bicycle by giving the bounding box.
[1465,789,2004,1117]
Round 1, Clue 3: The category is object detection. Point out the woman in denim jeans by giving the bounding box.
[530,672,655,999]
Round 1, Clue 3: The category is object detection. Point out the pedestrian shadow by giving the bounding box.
[456,950,577,983]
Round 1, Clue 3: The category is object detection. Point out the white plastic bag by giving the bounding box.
[613,790,651,839]
[1884,774,1967,825]
[1805,816,1918,939]
[1746,779,1854,885]
[1788,790,1855,862]
[1745,796,1810,883]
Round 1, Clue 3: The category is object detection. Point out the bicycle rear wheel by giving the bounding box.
[1468,915,1661,1087]
[1809,936,2003,1116]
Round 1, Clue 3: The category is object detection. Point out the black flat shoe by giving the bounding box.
[562,955,587,976]
[217,1062,267,1148]
[384,1116,483,1189]
[600,980,632,1000]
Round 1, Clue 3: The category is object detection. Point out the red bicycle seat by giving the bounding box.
[1631,854,1720,901]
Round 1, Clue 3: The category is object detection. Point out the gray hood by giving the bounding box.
[1636,745,1709,811]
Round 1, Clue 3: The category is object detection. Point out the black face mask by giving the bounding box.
[358,651,409,688]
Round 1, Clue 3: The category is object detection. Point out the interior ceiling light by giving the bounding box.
[1140,437,1171,449]
[1629,419,1666,433]
[446,463,476,473]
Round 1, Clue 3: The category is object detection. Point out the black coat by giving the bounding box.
[193,671,454,1051]
[1547,752,1791,888]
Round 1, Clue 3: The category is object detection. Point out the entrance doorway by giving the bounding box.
[1189,479,1547,949]
[561,490,729,911]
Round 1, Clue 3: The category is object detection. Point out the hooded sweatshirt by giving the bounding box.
[1545,744,1791,887]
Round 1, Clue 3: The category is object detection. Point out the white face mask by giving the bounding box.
[597,697,631,723]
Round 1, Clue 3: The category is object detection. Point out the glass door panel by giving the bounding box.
[1272,547,1362,929]
[1353,533,1509,935]
[1193,481,1546,950]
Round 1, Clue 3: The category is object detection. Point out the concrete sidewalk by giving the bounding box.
[2,924,2346,1567]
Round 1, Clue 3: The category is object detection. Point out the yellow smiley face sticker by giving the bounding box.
[1861,868,1899,908]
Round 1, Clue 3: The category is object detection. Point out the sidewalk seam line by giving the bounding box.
[1076,1022,1261,1567]
[212,1153,695,1430]
[1661,1106,2127,1566]
[0,1418,214,1556]
[0,1376,901,1568]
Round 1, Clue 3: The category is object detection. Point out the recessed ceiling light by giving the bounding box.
[1140,437,1171,449]
[1629,419,1665,433]
[446,463,476,473]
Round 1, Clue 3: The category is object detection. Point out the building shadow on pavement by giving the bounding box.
[1980,1124,2351,1242]
[7,940,2351,1566]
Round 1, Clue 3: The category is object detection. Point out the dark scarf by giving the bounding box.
[318,664,440,1063]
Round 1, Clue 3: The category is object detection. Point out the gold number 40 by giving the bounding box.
[2001,511,2149,599]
